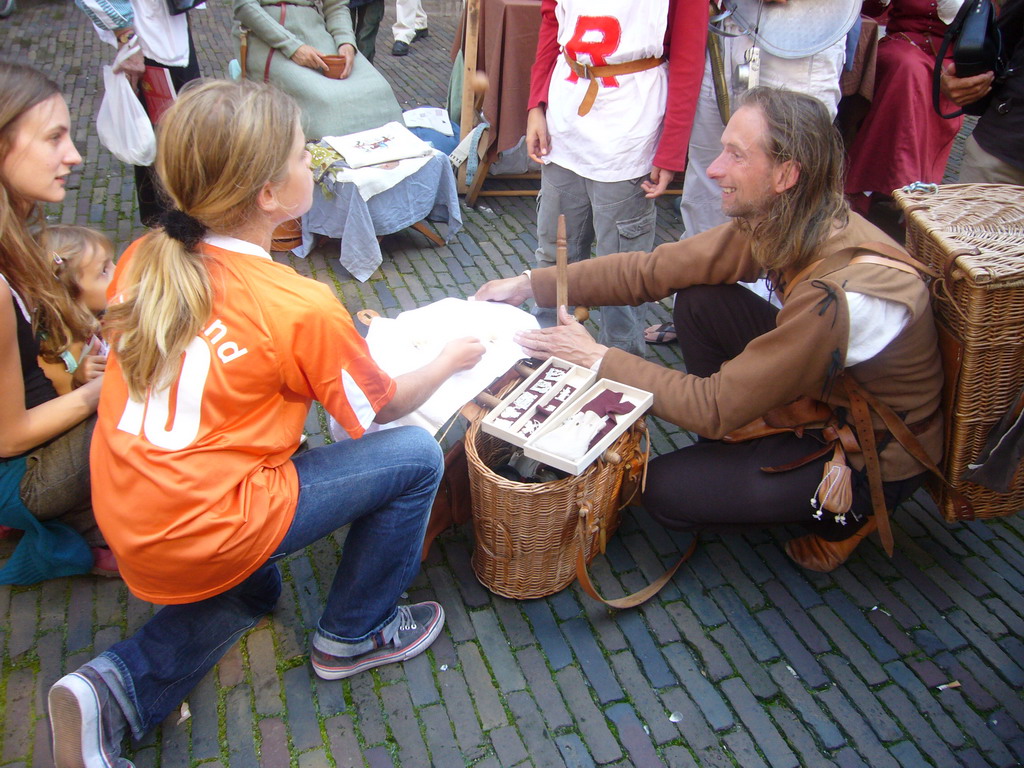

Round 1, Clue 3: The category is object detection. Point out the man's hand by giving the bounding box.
[474,273,533,306]
[526,106,550,164]
[940,62,994,107]
[337,43,356,78]
[113,36,145,91]
[513,306,608,368]
[641,165,673,198]
[292,44,328,72]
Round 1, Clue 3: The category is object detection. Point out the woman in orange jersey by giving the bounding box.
[0,62,116,584]
[48,79,483,768]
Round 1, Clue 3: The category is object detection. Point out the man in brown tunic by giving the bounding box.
[475,86,943,572]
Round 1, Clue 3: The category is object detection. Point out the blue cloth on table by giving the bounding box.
[0,457,92,585]
[296,149,462,282]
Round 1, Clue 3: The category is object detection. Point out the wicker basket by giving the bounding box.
[893,183,1024,522]
[465,418,644,599]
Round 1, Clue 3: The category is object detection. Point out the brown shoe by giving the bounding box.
[784,516,878,573]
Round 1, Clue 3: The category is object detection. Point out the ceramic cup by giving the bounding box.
[322,54,346,79]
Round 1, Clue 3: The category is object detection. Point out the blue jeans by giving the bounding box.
[87,426,442,739]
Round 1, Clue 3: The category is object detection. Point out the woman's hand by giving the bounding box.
[337,43,356,78]
[291,44,328,73]
[439,336,486,373]
[641,165,674,199]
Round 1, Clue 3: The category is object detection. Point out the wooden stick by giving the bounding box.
[556,214,568,322]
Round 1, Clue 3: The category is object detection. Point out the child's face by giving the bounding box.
[76,245,114,314]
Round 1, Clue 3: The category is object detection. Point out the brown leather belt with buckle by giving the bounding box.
[562,52,665,116]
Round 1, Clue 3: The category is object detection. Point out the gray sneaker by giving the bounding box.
[311,601,445,680]
[49,667,133,768]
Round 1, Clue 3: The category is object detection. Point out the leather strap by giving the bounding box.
[563,53,664,116]
[264,4,288,83]
[575,511,697,608]
[845,381,894,556]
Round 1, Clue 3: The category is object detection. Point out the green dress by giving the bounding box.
[234,0,402,140]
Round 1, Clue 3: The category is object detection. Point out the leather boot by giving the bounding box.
[784,515,878,573]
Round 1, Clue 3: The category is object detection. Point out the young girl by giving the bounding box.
[49,79,484,767]
[38,225,112,395]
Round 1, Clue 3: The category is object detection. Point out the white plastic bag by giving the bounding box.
[97,45,156,167]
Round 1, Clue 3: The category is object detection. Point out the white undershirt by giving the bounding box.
[845,291,911,366]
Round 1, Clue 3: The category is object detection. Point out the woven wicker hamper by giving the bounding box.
[893,183,1024,522]
[464,418,643,599]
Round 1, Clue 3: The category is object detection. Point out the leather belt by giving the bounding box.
[563,52,664,116]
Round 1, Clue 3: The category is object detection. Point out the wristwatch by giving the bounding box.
[115,27,136,45]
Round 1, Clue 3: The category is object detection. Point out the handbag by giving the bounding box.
[932,0,1006,118]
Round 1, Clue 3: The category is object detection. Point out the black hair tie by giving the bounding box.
[161,209,207,251]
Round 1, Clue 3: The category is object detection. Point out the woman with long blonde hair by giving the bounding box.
[0,61,115,584]
[48,79,483,768]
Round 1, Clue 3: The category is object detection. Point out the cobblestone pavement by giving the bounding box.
[3,2,1023,767]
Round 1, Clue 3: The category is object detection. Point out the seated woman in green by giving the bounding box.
[234,0,401,140]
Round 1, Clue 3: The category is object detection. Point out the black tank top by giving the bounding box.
[3,279,58,409]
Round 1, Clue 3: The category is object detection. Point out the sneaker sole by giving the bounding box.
[49,673,105,768]
[312,604,445,680]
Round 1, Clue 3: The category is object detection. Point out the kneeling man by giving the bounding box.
[475,87,943,572]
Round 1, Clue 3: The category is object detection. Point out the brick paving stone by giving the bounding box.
[614,609,676,689]
[298,749,331,768]
[490,726,530,767]
[719,535,775,585]
[664,602,733,681]
[2,668,33,764]
[225,685,258,768]
[364,745,395,768]
[722,728,771,768]
[554,734,596,768]
[608,653,678,745]
[471,610,527,692]
[816,687,901,768]
[517,647,572,731]
[420,702,463,766]
[635,599,681,647]
[846,563,921,630]
[350,673,389,746]
[403,650,439,707]
[324,715,361,768]
[218,642,245,690]
[662,745,700,768]
[944,649,1024,728]
[246,629,283,717]
[866,609,919,658]
[458,642,508,730]
[8,592,38,659]
[884,661,963,749]
[506,690,568,768]
[769,704,840,768]
[188,671,221,761]
[284,665,323,752]
[670,563,726,627]
[755,544,825,610]
[936,690,1016,767]
[710,625,778,700]
[554,667,621,764]
[437,667,487,755]
[159,719,190,768]
[559,617,624,704]
[381,682,429,766]
[756,607,829,690]
[762,580,831,654]
[811,606,888,687]
[819,655,902,742]
[661,644,734,733]
[721,677,798,768]
[822,590,899,663]
[887,740,930,768]
[33,631,64,714]
[605,702,661,767]
[946,611,1024,688]
[832,746,868,768]
[427,566,476,641]
[704,542,766,609]
[440,541,492,608]
[493,598,536,649]
[767,662,845,751]
[269,589,307,661]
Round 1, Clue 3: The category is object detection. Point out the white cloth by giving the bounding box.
[845,291,911,366]
[544,0,669,182]
[326,150,436,201]
[91,0,191,67]
[531,410,605,460]
[329,298,540,437]
[324,122,433,169]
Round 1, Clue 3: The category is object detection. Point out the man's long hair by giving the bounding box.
[737,87,849,273]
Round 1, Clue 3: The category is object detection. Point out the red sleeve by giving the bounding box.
[528,0,560,111]
[654,0,709,173]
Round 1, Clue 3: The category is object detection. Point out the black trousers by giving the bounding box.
[640,284,924,541]
[134,27,201,225]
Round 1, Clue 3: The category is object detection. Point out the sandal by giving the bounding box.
[643,322,676,345]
